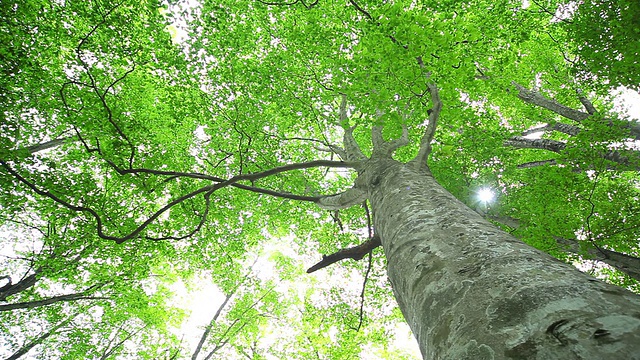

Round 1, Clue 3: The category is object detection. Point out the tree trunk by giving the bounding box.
[364,159,640,359]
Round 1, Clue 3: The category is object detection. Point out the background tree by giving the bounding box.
[1,0,639,358]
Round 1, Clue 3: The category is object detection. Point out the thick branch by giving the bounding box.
[505,136,566,153]
[372,124,409,157]
[307,234,381,273]
[486,215,521,229]
[26,136,76,154]
[506,137,640,170]
[512,82,590,122]
[411,84,443,170]
[315,144,347,161]
[576,89,597,115]
[338,94,349,128]
[0,271,39,302]
[514,84,640,140]
[555,237,640,282]
[0,293,108,312]
[316,187,367,210]
[523,122,581,137]
[342,125,367,163]
[522,125,552,136]
[371,126,385,149]
[385,123,409,154]
[337,94,367,163]
[550,122,582,136]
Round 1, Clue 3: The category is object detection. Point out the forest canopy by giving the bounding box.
[1,0,639,359]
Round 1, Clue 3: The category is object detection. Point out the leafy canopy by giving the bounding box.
[1,0,639,358]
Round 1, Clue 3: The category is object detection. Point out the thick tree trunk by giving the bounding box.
[365,159,640,359]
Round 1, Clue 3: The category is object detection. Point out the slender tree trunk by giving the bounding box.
[364,159,640,359]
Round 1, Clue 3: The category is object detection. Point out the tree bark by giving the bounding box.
[0,271,39,302]
[486,217,640,283]
[362,159,640,359]
[505,136,640,171]
[0,293,107,312]
[555,237,640,283]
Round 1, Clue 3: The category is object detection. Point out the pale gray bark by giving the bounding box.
[25,137,75,154]
[512,82,640,140]
[486,214,521,229]
[516,159,558,169]
[486,217,640,282]
[522,122,581,137]
[358,159,640,359]
[555,237,640,283]
[312,83,640,359]
[1,137,76,161]
[372,124,409,157]
[338,95,367,164]
[512,82,590,122]
[316,187,367,210]
[505,136,566,153]
[576,89,597,115]
[411,83,442,171]
[505,137,640,171]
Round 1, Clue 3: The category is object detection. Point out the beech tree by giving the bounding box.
[2,0,640,359]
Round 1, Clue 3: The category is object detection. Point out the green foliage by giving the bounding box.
[565,0,640,90]
[1,0,639,358]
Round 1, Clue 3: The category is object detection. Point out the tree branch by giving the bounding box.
[6,306,88,360]
[0,271,39,302]
[411,83,442,170]
[371,125,385,150]
[307,234,381,273]
[192,258,258,360]
[555,237,640,282]
[505,136,567,153]
[348,0,373,20]
[338,95,367,163]
[516,159,558,169]
[2,159,358,244]
[576,89,597,115]
[522,122,581,137]
[512,82,590,122]
[316,187,367,210]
